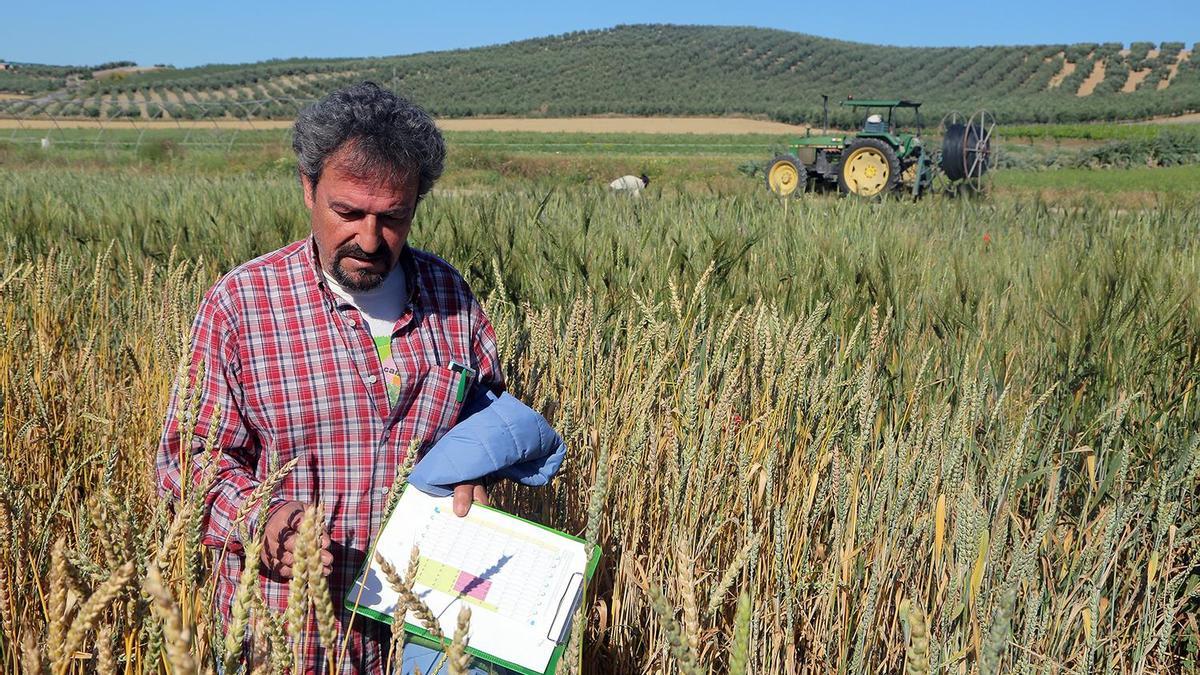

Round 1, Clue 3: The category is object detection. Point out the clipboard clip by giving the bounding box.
[546,572,584,645]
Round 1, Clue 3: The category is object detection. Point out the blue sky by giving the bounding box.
[2,1,1197,67]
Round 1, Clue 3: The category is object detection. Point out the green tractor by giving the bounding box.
[766,97,941,199]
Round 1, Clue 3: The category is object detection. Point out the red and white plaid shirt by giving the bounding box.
[156,238,504,673]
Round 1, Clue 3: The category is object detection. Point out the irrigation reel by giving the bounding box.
[933,110,997,196]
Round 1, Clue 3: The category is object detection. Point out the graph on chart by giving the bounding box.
[412,504,570,626]
[349,488,593,674]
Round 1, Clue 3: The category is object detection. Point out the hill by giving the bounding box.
[2,25,1198,124]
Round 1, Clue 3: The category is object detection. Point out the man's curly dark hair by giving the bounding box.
[292,82,445,199]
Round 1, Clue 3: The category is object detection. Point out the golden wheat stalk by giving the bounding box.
[0,500,15,643]
[642,575,703,675]
[143,564,196,675]
[20,629,44,675]
[223,532,264,673]
[304,505,339,665]
[374,550,443,642]
[61,561,135,665]
[153,502,195,572]
[94,625,116,675]
[447,605,473,675]
[706,535,759,616]
[46,540,71,671]
[904,601,930,675]
[285,515,312,644]
[674,537,701,658]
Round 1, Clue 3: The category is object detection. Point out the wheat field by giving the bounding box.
[0,166,1198,673]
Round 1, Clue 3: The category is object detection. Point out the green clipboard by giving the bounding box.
[344,485,601,675]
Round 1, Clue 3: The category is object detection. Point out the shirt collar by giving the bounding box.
[307,236,421,311]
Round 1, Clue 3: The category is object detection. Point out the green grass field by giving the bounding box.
[5,124,1200,204]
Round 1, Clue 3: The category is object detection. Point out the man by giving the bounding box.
[157,82,503,673]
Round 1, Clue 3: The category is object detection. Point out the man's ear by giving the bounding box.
[300,172,315,210]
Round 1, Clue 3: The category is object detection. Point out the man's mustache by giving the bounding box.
[334,242,391,263]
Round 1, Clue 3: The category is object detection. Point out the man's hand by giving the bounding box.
[452,482,490,517]
[260,500,333,579]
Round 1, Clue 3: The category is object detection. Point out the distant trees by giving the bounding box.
[3,29,1199,124]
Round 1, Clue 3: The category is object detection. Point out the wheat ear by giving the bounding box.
[154,503,194,572]
[62,561,135,663]
[644,580,703,675]
[94,625,116,675]
[284,513,311,645]
[374,550,443,641]
[46,540,70,671]
[0,500,17,643]
[905,601,930,675]
[223,533,264,673]
[728,591,751,675]
[706,534,759,616]
[675,538,701,658]
[20,628,44,675]
[143,564,196,675]
[447,605,473,675]
[304,505,339,665]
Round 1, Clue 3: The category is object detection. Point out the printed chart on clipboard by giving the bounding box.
[346,487,599,675]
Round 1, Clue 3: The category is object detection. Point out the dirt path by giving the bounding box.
[1123,68,1152,93]
[0,118,294,130]
[1139,112,1200,124]
[1160,50,1191,90]
[1049,60,1076,88]
[1077,60,1106,96]
[435,117,811,134]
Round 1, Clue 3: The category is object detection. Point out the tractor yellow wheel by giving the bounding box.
[766,155,806,197]
[843,148,889,196]
[838,138,901,198]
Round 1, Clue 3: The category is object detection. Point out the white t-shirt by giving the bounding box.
[323,267,408,404]
[609,175,644,192]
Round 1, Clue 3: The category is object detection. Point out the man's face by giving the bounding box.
[303,158,419,291]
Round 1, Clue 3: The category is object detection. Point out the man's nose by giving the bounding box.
[356,214,383,252]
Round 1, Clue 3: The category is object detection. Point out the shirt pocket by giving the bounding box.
[407,363,470,451]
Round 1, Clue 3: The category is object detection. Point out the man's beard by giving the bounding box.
[330,241,393,291]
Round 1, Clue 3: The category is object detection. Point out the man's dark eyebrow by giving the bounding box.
[327,201,360,213]
[327,200,410,217]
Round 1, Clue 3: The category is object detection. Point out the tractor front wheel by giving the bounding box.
[838,139,901,198]
[766,155,807,198]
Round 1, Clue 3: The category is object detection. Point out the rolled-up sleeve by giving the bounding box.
[156,285,261,553]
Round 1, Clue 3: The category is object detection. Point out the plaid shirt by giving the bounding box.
[156,238,504,673]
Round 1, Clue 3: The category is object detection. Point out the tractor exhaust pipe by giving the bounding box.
[822,95,830,134]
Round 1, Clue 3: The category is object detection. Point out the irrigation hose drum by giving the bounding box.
[940,123,990,181]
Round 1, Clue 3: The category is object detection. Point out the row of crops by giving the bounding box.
[2,26,1198,124]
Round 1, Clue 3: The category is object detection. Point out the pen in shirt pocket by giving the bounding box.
[447,360,476,403]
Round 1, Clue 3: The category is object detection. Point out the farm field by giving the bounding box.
[0,126,1198,674]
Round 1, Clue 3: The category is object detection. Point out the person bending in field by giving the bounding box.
[608,172,649,194]
[156,83,514,674]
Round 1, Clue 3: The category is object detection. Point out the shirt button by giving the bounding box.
[367,375,378,384]
[377,487,387,495]
[347,319,357,328]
